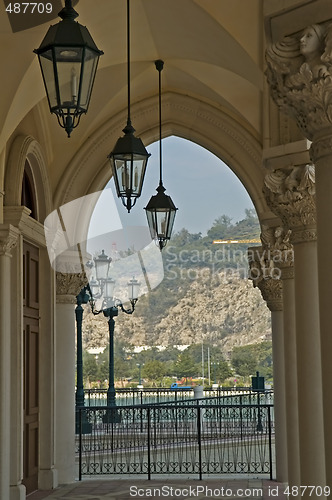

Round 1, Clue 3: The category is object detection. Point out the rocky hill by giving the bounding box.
[82,210,271,356]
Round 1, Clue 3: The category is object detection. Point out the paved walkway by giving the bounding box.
[28,478,287,499]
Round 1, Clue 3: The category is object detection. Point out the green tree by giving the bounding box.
[142,360,167,386]
[231,345,257,377]
[231,342,273,380]
[207,215,233,241]
[83,352,99,386]
[174,351,198,381]
[214,360,233,383]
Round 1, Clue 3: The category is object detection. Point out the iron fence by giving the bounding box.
[83,387,274,407]
[76,400,274,480]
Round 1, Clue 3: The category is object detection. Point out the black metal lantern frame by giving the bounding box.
[108,0,150,213]
[34,0,103,137]
[145,60,178,251]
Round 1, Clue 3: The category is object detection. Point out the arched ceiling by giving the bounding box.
[1,0,268,214]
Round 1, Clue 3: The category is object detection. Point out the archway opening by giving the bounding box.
[84,136,272,390]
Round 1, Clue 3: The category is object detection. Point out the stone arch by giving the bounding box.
[4,135,52,222]
[53,93,274,243]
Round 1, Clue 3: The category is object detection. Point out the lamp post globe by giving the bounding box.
[93,250,111,282]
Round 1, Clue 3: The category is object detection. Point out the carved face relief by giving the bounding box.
[300,27,323,59]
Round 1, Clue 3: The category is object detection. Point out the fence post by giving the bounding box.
[197,402,202,480]
[147,407,151,480]
[78,409,82,481]
[268,406,273,480]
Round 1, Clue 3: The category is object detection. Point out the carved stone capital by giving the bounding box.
[56,272,88,302]
[265,23,332,140]
[263,164,316,242]
[0,225,20,257]
[248,245,284,310]
[257,278,283,312]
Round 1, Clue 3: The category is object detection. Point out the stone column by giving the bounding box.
[0,226,19,500]
[278,260,300,488]
[265,29,332,485]
[248,246,287,483]
[310,134,332,486]
[55,271,87,484]
[263,163,325,486]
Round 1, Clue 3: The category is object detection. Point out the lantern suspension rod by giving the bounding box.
[156,59,164,185]
[127,0,132,127]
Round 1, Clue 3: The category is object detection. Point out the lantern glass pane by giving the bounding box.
[156,211,169,238]
[112,155,147,197]
[146,210,157,239]
[94,258,109,281]
[115,158,130,193]
[128,280,139,300]
[104,278,115,299]
[90,280,100,298]
[39,50,58,109]
[167,210,176,239]
[54,47,82,110]
[79,48,99,109]
[132,155,147,195]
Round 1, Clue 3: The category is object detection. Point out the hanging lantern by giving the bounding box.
[109,123,150,213]
[145,60,177,250]
[34,0,103,137]
[108,0,150,212]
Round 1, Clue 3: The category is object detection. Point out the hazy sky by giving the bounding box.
[88,136,255,241]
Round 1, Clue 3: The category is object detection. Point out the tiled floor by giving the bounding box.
[27,478,288,499]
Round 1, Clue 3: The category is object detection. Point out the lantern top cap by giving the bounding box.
[34,3,104,55]
[109,126,151,158]
[58,0,79,21]
[95,250,111,262]
[145,183,178,211]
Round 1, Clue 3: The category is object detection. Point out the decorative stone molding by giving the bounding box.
[309,133,332,162]
[0,225,20,257]
[263,164,316,243]
[56,272,88,302]
[265,23,332,140]
[279,264,295,281]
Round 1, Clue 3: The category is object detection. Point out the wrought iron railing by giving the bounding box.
[83,387,274,407]
[76,399,274,480]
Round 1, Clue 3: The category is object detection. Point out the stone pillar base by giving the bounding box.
[38,468,58,490]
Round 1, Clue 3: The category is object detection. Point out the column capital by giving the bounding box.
[264,164,316,242]
[56,272,88,304]
[0,224,20,257]
[266,23,332,141]
[258,277,283,312]
[248,244,283,311]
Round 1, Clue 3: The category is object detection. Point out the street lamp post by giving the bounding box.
[103,306,118,407]
[75,287,92,434]
[137,363,143,387]
[86,250,139,422]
